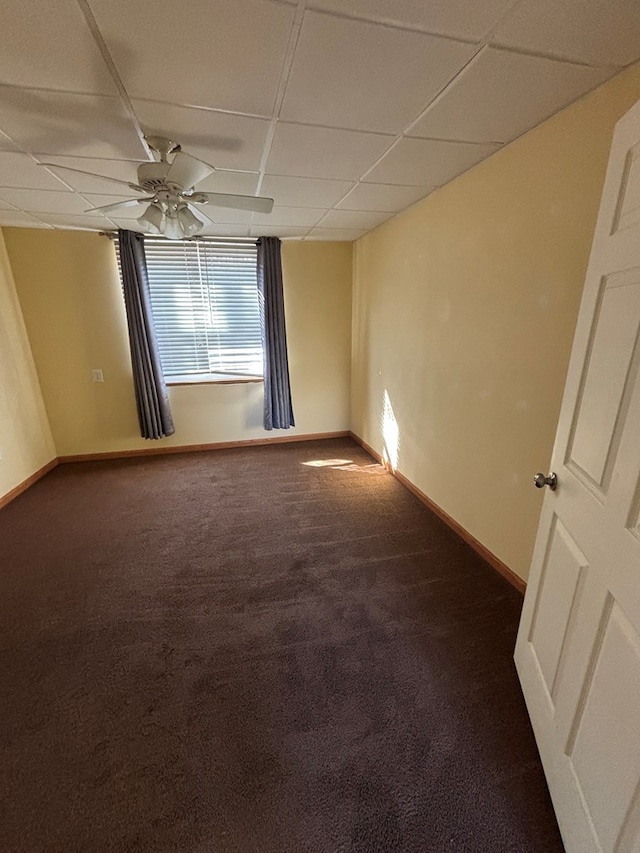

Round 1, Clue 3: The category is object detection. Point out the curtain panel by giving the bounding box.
[257,237,295,430]
[118,229,175,440]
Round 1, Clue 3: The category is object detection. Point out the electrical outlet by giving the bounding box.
[92,369,104,383]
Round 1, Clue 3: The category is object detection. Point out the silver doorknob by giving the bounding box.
[534,472,558,491]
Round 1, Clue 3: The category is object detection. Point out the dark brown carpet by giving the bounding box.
[0,438,563,853]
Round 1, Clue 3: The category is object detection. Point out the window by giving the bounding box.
[118,237,263,383]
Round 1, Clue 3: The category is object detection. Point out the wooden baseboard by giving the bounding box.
[0,458,59,511]
[349,431,526,595]
[58,431,351,464]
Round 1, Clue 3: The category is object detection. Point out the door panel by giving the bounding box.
[568,604,640,853]
[612,140,640,234]
[629,487,640,539]
[528,519,587,703]
[566,269,640,494]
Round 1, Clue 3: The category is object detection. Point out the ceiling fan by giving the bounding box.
[40,136,274,240]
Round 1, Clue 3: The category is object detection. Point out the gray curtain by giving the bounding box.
[118,229,175,439]
[257,237,295,430]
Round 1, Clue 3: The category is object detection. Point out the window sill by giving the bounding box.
[166,373,263,387]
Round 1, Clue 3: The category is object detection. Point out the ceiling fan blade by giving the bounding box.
[193,192,274,214]
[165,151,214,189]
[39,163,147,193]
[188,204,215,227]
[84,198,154,216]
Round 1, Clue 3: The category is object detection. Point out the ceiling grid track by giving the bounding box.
[253,0,311,237]
[75,0,153,160]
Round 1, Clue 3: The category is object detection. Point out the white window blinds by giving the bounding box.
[118,237,262,380]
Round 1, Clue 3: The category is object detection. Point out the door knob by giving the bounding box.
[534,472,558,491]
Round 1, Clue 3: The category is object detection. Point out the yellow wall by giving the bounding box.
[0,229,55,499]
[4,230,351,456]
[352,62,640,582]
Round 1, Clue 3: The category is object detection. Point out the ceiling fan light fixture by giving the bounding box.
[137,202,164,234]
[177,204,204,237]
[163,212,185,241]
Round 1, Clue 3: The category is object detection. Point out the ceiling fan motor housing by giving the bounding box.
[136,161,172,192]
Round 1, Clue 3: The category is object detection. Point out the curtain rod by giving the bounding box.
[99,231,258,246]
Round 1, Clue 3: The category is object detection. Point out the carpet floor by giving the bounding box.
[0,438,564,853]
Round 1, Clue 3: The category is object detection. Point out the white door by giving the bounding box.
[515,98,640,853]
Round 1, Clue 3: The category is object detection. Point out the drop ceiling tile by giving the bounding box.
[336,182,429,211]
[252,206,327,227]
[0,211,52,228]
[267,123,392,181]
[198,224,251,238]
[39,157,146,194]
[0,188,94,215]
[0,88,148,159]
[0,153,69,190]
[306,228,366,241]
[0,0,116,94]
[250,225,310,238]
[363,137,500,186]
[318,209,392,229]
[196,170,259,195]
[201,206,253,226]
[90,0,294,115]
[261,175,353,207]
[493,0,640,67]
[410,47,614,144]
[132,101,270,172]
[33,214,106,230]
[281,11,475,133]
[309,0,516,40]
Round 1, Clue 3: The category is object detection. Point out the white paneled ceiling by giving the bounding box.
[279,11,476,133]
[409,47,612,144]
[363,137,502,186]
[266,123,393,180]
[0,0,638,241]
[0,0,117,94]
[308,0,517,41]
[0,87,148,159]
[493,0,640,67]
[131,101,271,172]
[89,0,296,115]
